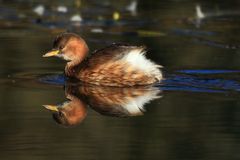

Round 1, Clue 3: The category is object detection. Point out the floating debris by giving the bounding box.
[113,11,120,21]
[137,30,166,37]
[194,4,205,28]
[70,14,82,22]
[33,4,45,16]
[57,5,68,13]
[126,0,138,16]
[196,4,205,19]
[91,28,104,33]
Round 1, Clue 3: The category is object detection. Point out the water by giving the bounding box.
[1,0,240,159]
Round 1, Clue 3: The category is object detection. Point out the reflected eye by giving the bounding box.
[59,111,64,117]
[59,45,64,50]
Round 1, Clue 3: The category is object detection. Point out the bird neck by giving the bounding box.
[65,53,87,77]
[64,39,89,77]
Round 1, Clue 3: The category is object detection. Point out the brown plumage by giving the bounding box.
[43,84,161,126]
[43,33,163,87]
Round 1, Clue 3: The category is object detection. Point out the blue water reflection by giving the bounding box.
[38,69,240,93]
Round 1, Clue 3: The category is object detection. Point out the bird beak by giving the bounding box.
[43,49,60,57]
[43,105,59,112]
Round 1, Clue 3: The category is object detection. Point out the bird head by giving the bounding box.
[43,33,89,62]
[43,99,87,127]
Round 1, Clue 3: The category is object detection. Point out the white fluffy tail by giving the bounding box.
[121,48,163,81]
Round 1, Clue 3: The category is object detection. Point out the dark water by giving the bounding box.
[1,0,240,159]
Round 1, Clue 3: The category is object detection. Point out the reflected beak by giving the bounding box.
[43,50,60,57]
[43,105,59,112]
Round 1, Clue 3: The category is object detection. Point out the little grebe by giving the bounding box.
[43,33,163,87]
[43,84,161,126]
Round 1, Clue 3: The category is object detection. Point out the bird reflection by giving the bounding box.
[43,85,162,126]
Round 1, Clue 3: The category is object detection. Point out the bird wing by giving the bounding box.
[86,43,146,67]
[77,43,160,87]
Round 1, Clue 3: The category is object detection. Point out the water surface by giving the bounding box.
[1,0,240,160]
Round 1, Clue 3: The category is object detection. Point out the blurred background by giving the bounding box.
[0,0,240,160]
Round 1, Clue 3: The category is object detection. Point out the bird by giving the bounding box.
[43,84,161,126]
[43,92,87,126]
[43,32,163,87]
